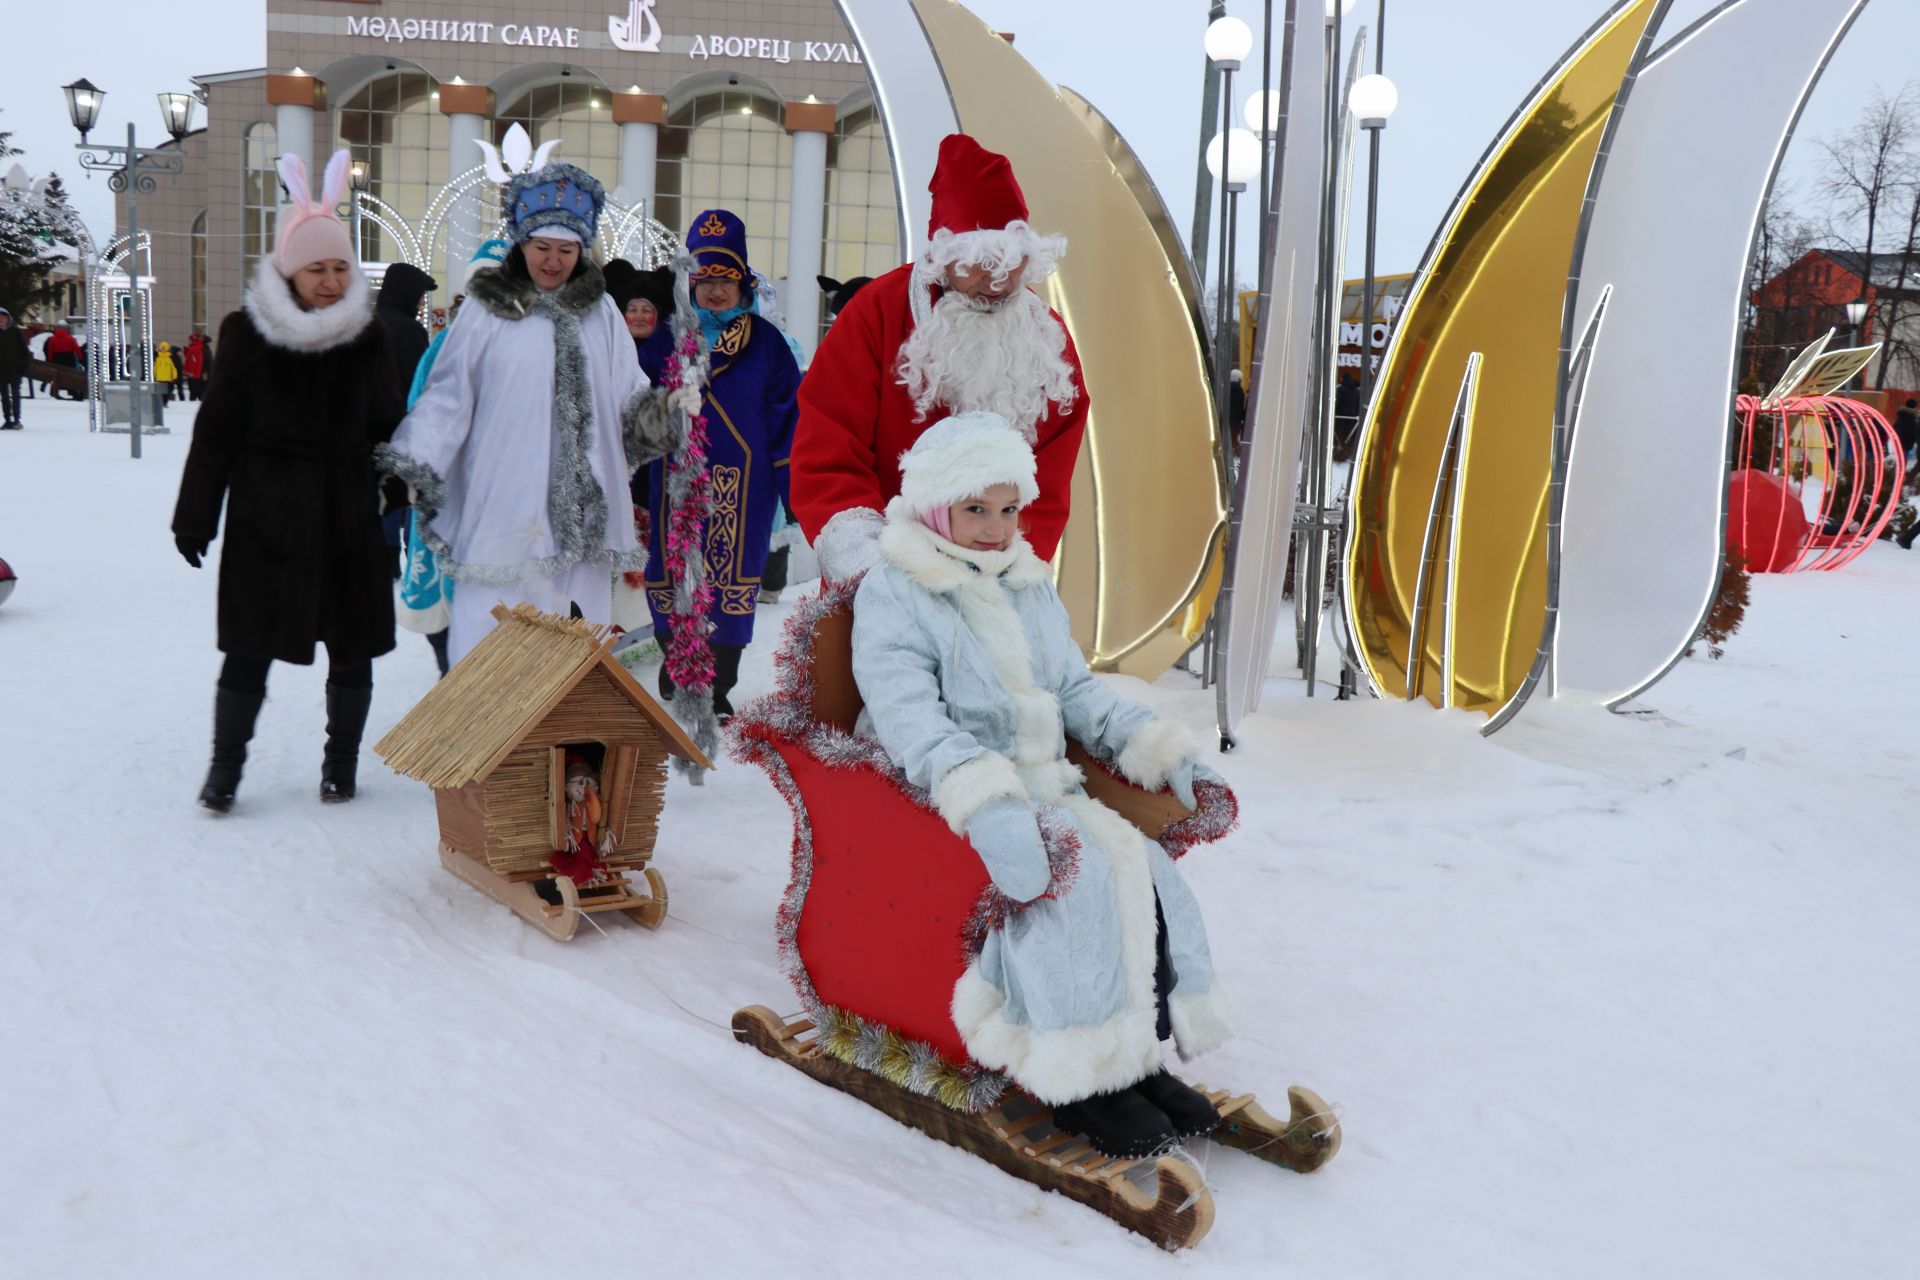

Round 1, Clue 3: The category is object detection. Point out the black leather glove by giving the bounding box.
[175,533,208,569]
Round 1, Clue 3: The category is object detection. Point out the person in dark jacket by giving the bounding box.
[171,149,405,812]
[0,307,28,429]
[372,262,438,394]
[371,263,438,574]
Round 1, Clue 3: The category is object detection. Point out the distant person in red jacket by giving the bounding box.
[791,134,1089,579]
[45,325,82,400]
[181,332,208,401]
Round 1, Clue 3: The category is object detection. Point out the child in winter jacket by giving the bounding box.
[849,412,1233,1159]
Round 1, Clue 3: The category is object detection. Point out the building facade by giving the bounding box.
[123,0,903,357]
[1749,248,1920,394]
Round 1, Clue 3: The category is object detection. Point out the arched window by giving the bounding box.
[496,80,621,185]
[190,210,207,334]
[823,103,900,293]
[241,122,278,280]
[656,91,793,280]
[336,69,448,284]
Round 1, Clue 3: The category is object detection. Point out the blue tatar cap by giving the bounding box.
[687,208,755,286]
[504,162,605,246]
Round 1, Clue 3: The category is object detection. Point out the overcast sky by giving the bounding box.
[3,0,1914,285]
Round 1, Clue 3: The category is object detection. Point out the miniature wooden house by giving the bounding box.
[375,604,710,940]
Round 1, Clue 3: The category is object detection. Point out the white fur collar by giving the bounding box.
[879,498,1051,595]
[243,257,373,353]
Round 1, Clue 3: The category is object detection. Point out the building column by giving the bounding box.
[439,82,494,296]
[783,101,836,362]
[265,73,326,184]
[612,91,666,225]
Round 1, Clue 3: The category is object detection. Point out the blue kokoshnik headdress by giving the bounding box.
[504,162,606,246]
[687,208,757,287]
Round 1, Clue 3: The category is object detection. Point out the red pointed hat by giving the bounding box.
[926,134,1029,239]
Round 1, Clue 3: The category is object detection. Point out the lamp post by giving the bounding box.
[1205,15,1254,363]
[348,160,369,265]
[1845,298,1869,388]
[63,79,192,460]
[1244,87,1281,277]
[1349,72,1397,410]
[1200,15,1253,688]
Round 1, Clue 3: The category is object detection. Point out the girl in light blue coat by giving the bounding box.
[851,412,1234,1158]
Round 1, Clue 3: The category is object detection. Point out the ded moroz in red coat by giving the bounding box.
[791,265,1089,562]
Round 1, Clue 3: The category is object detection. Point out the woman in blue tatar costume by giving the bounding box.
[641,209,801,718]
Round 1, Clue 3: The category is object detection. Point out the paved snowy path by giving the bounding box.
[3,399,1915,1277]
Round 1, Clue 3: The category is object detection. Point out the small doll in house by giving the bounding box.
[552,755,616,883]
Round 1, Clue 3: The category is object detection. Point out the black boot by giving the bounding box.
[426,628,450,677]
[320,682,373,802]
[1898,522,1917,550]
[199,685,265,813]
[711,644,744,721]
[1053,1086,1178,1158]
[1132,1070,1223,1137]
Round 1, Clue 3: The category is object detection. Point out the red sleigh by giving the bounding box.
[728,578,1340,1251]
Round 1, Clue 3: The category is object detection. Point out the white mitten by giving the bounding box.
[815,506,885,581]
[1166,759,1226,810]
[669,382,704,417]
[963,799,1051,903]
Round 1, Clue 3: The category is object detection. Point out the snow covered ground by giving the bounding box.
[4,396,1917,1278]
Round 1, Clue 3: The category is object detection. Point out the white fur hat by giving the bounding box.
[896,411,1040,515]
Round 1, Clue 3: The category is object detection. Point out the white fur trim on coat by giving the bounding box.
[933,751,1027,834]
[951,969,1162,1106]
[895,412,1041,517]
[816,506,885,582]
[1169,983,1236,1062]
[1115,718,1195,792]
[243,256,373,354]
[878,504,1051,594]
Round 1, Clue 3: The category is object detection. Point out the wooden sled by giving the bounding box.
[437,841,668,941]
[735,1006,1339,1252]
[729,584,1341,1249]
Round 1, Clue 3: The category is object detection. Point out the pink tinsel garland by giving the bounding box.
[660,328,716,692]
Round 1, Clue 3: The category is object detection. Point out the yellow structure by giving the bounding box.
[1344,0,1662,716]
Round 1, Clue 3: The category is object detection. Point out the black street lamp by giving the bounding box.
[62,81,193,459]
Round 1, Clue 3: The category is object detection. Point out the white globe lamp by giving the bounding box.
[1349,73,1400,130]
[1204,16,1255,70]
[1206,128,1263,192]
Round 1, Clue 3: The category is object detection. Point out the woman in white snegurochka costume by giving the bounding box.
[850,411,1235,1158]
[377,157,694,665]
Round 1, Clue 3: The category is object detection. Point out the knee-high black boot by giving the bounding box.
[200,685,266,813]
[426,628,450,677]
[320,683,374,802]
[711,644,745,719]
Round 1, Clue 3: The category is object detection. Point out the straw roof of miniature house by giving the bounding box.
[374,604,708,790]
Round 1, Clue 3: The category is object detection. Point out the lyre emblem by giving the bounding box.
[609,0,663,54]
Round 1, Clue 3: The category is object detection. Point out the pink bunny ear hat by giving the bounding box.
[273,149,356,278]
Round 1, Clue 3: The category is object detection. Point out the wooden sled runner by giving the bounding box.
[438,842,668,942]
[729,584,1342,1250]
[735,1006,1339,1251]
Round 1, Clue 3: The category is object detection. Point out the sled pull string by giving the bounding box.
[1290,1101,1344,1142]
[1168,1141,1213,1215]
[568,905,738,1033]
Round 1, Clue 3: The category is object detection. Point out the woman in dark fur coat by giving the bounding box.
[171,149,405,812]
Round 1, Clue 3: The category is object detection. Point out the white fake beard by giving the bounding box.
[895,288,1078,441]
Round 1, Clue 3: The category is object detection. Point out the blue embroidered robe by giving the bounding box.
[640,312,799,647]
